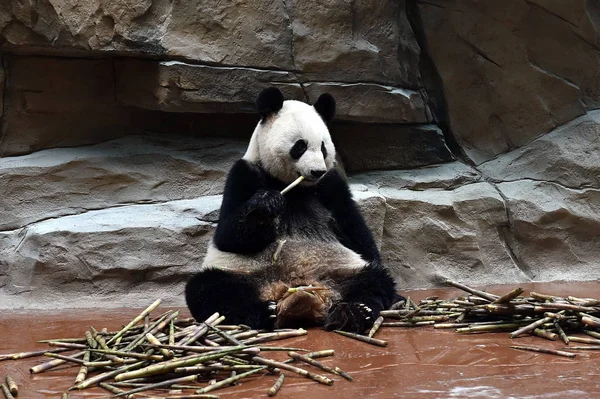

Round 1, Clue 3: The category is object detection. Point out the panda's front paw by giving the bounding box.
[323,302,375,334]
[248,190,285,220]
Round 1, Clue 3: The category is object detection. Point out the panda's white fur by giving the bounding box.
[242,100,336,184]
[201,99,366,283]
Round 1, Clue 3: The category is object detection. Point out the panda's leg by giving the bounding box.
[185,268,276,329]
[324,263,402,334]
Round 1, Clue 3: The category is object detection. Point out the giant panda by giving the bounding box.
[185,87,401,333]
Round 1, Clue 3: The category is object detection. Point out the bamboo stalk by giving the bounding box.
[74,351,91,384]
[88,348,164,361]
[175,365,265,373]
[45,342,88,350]
[530,292,561,301]
[37,338,88,344]
[115,374,200,397]
[72,361,146,390]
[510,317,552,338]
[510,345,576,358]
[381,321,435,327]
[281,176,305,194]
[44,352,87,365]
[444,280,499,302]
[106,298,162,345]
[170,319,175,346]
[242,329,307,345]
[30,351,86,374]
[114,346,248,382]
[0,347,71,361]
[562,346,600,350]
[540,303,597,313]
[333,330,387,347]
[493,287,524,304]
[251,357,334,385]
[195,368,266,394]
[287,351,344,378]
[584,330,600,339]
[582,316,600,329]
[146,333,174,358]
[434,323,470,329]
[85,331,97,349]
[555,322,569,345]
[178,313,222,346]
[567,336,600,345]
[456,324,522,334]
[367,316,384,338]
[1,384,15,399]
[122,311,178,352]
[98,382,129,397]
[532,329,558,341]
[4,377,17,397]
[268,373,286,397]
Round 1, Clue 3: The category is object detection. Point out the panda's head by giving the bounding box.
[243,87,337,185]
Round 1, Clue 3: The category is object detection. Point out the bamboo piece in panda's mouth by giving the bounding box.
[281,176,305,195]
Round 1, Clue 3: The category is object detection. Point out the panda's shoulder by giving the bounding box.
[229,159,265,178]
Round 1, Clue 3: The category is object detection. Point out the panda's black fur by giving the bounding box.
[185,88,402,333]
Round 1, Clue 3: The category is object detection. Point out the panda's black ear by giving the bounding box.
[314,93,336,123]
[257,87,284,119]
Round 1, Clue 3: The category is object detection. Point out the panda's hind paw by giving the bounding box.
[263,300,278,330]
[323,302,375,334]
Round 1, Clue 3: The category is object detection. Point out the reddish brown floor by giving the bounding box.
[1,281,599,398]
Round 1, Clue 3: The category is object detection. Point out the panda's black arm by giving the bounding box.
[213,159,283,254]
[316,169,381,263]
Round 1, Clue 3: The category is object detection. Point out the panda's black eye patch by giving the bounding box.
[321,141,327,158]
[290,139,308,160]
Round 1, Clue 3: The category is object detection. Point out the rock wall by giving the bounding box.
[1,0,599,308]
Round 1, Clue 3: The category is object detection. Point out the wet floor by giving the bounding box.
[1,281,599,399]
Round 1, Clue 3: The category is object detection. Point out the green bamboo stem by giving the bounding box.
[510,345,576,358]
[106,298,162,345]
[115,374,200,397]
[268,373,286,397]
[195,368,266,394]
[114,346,248,382]
[251,356,333,385]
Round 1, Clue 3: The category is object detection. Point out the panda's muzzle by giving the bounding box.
[310,170,326,178]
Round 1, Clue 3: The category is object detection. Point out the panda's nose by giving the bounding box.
[310,170,326,178]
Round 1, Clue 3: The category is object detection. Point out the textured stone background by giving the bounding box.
[1,0,599,308]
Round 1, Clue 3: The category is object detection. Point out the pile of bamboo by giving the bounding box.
[2,281,599,397]
[360,280,600,358]
[0,299,353,398]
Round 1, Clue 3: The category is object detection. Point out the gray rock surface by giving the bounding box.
[0,0,420,86]
[332,123,455,172]
[479,111,600,189]
[287,0,420,86]
[417,0,599,164]
[115,60,305,114]
[115,61,431,123]
[376,182,526,289]
[0,197,221,309]
[0,166,524,309]
[0,134,245,232]
[350,162,481,191]
[303,83,431,124]
[0,56,155,155]
[497,180,600,282]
